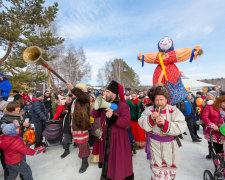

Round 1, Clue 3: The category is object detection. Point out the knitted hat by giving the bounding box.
[76,83,87,92]
[1,123,18,136]
[0,101,9,111]
[36,92,43,98]
[106,80,125,102]
[207,91,217,98]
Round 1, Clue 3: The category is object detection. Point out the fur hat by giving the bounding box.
[0,101,9,111]
[106,80,125,102]
[1,123,18,136]
[148,83,171,102]
[107,80,119,95]
[76,83,87,92]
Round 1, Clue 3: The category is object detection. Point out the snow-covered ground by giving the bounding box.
[0,129,214,180]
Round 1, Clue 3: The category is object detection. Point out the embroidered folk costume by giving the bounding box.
[138,84,187,180]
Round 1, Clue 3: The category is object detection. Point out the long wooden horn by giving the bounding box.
[23,46,67,84]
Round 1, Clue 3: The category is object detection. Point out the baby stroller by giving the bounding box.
[203,128,225,180]
[43,120,63,149]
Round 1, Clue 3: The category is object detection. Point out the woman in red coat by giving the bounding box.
[202,94,225,154]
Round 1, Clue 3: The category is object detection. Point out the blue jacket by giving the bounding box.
[31,97,47,122]
[0,73,12,98]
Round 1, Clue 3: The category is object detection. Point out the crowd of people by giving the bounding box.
[1,73,225,179]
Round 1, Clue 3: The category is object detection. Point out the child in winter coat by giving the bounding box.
[23,100,33,124]
[0,123,37,180]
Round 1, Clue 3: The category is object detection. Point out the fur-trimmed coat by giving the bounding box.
[0,111,25,137]
[71,87,91,131]
[91,100,133,180]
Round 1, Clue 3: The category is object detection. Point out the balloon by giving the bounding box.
[196,98,204,106]
[197,107,201,115]
[220,123,225,136]
[23,129,35,145]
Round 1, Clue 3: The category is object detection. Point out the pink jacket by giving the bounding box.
[202,105,223,128]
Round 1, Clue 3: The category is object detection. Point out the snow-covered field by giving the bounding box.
[0,129,214,180]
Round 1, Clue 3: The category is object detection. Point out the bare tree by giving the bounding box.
[56,45,92,85]
[97,69,105,86]
[103,58,140,88]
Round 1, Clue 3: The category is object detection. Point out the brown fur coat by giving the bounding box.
[71,87,91,131]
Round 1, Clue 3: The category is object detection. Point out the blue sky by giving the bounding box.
[48,0,225,85]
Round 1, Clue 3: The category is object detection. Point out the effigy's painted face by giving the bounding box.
[159,36,173,52]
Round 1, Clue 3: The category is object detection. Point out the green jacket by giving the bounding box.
[126,99,143,122]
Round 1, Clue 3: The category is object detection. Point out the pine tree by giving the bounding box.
[0,0,64,91]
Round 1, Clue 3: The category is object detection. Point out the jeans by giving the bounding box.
[7,160,33,180]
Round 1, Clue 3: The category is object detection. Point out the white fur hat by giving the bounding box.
[76,83,87,92]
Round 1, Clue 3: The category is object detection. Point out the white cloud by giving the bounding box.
[203,25,214,35]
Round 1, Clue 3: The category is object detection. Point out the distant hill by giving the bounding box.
[200,78,225,90]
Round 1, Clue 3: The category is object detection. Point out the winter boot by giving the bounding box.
[79,157,89,173]
[61,149,70,159]
[61,144,70,158]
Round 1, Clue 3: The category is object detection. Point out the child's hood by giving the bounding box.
[0,135,17,150]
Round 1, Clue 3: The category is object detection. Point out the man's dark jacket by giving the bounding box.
[31,97,47,123]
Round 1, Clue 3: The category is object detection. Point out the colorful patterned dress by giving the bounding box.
[126,99,146,148]
[138,105,187,180]
[139,47,201,86]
